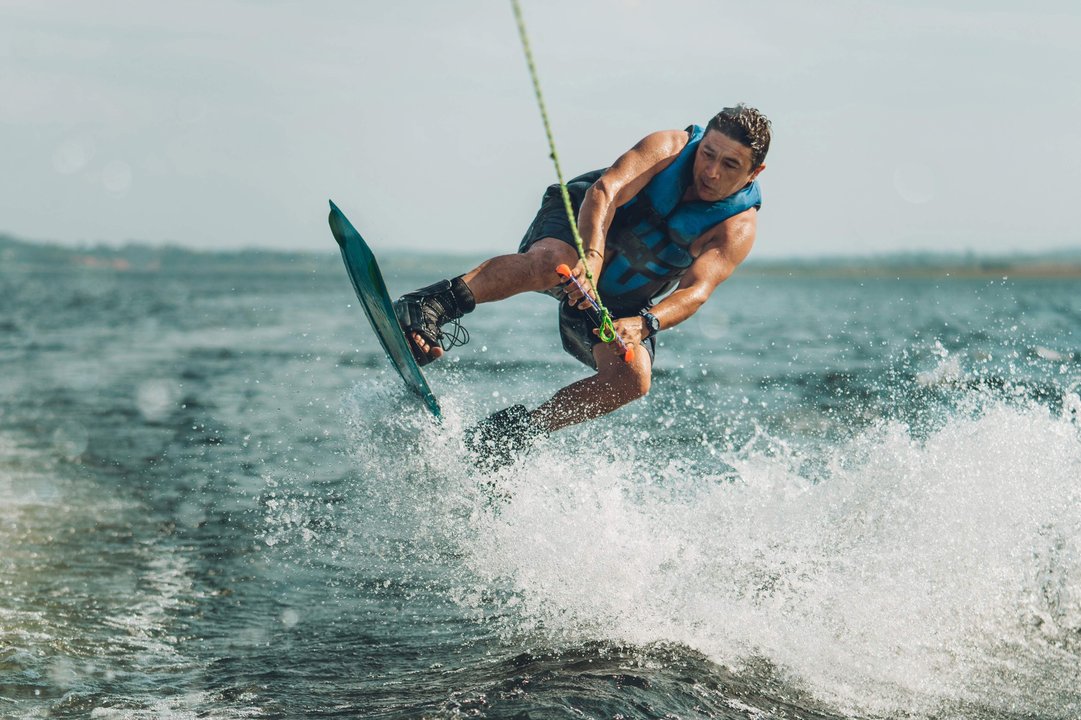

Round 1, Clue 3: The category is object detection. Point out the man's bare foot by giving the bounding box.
[407,331,444,365]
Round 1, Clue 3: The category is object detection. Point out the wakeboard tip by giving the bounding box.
[327,200,347,248]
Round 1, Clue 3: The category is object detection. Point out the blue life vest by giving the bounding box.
[596,125,761,310]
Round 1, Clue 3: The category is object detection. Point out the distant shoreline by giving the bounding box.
[3,233,1080,279]
[743,262,1081,280]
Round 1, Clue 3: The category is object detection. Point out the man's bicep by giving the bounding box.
[679,212,758,294]
[594,130,688,208]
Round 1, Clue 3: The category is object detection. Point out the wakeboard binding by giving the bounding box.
[394,276,476,366]
[465,404,547,471]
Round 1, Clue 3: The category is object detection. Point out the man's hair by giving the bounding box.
[706,104,771,168]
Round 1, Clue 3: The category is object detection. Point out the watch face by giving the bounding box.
[642,311,659,337]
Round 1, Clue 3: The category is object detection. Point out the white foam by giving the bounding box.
[450,396,1081,717]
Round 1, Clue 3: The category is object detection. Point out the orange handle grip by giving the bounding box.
[554,264,634,363]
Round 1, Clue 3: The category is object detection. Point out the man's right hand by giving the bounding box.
[561,254,603,310]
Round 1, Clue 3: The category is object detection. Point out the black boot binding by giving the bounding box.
[394,276,476,366]
[465,404,547,471]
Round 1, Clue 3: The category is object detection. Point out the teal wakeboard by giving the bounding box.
[328,200,441,419]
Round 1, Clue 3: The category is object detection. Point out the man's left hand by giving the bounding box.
[594,315,649,356]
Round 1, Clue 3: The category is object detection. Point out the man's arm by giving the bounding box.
[564,130,689,305]
[605,208,758,351]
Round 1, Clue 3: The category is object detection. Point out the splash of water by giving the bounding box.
[444,393,1081,718]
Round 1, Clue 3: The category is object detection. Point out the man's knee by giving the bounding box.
[598,353,652,404]
[626,364,652,400]
[524,238,579,281]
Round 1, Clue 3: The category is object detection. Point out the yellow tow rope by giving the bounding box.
[509,0,617,344]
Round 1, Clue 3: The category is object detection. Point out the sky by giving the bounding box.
[1,0,1079,258]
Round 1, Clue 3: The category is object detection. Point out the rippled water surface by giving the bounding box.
[1,255,1080,719]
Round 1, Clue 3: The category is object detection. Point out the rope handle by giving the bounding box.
[556,264,634,363]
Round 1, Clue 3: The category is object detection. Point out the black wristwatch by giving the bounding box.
[639,309,661,339]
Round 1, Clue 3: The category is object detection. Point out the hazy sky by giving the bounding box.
[2,0,1079,258]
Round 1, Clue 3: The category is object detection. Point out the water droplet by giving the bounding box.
[52,421,88,460]
[53,137,94,175]
[893,162,936,204]
[136,379,180,422]
[176,500,205,528]
[49,658,78,688]
[1034,346,1063,362]
[102,160,132,197]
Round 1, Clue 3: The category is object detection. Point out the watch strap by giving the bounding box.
[639,309,660,339]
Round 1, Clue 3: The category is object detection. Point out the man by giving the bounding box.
[395,104,770,466]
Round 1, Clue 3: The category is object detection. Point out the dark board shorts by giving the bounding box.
[517,173,656,371]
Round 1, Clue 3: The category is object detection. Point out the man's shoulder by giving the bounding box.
[691,207,758,256]
[635,128,692,155]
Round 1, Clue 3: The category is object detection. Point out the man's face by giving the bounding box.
[691,129,764,202]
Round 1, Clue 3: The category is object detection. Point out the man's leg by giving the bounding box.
[531,339,653,432]
[407,238,579,362]
[463,337,652,469]
[460,238,579,303]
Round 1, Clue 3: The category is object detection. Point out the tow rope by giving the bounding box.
[509,0,626,354]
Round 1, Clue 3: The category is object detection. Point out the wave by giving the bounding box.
[343,382,1081,719]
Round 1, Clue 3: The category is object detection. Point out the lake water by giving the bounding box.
[1,253,1079,718]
